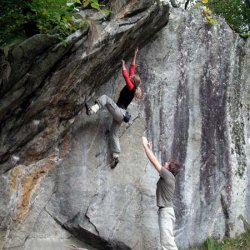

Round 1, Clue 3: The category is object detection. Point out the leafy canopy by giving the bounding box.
[200,0,250,37]
[0,0,107,47]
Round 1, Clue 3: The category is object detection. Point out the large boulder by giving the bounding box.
[0,3,250,250]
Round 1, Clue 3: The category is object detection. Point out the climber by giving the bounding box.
[142,136,181,250]
[85,48,142,168]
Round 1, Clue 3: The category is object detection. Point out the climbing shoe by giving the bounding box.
[85,102,93,115]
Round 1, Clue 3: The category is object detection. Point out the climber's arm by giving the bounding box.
[122,60,134,91]
[129,48,138,76]
[142,137,162,173]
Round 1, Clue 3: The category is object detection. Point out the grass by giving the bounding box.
[188,230,250,250]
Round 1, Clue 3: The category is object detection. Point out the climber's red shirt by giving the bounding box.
[116,64,136,110]
[122,63,135,91]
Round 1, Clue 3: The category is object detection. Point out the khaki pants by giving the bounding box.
[96,95,126,156]
[158,207,178,250]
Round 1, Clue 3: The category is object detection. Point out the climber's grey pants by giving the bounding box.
[96,95,126,157]
[158,207,178,250]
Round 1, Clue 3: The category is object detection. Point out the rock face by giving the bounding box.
[0,2,250,250]
[140,8,250,248]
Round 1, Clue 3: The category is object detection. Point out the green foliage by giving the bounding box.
[82,0,109,15]
[0,1,26,46]
[201,6,218,26]
[0,0,76,46]
[189,230,250,250]
[199,0,250,37]
[0,0,108,47]
[28,0,79,34]
[205,237,218,250]
[83,0,101,10]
